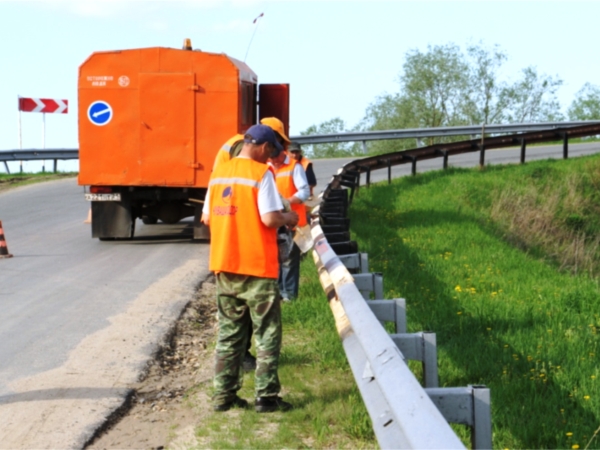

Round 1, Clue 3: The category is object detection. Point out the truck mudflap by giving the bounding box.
[92,200,135,240]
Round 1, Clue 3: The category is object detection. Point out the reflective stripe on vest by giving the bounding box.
[274,160,307,227]
[209,158,279,278]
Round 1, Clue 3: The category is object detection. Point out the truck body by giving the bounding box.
[78,42,289,239]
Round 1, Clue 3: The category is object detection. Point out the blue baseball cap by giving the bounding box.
[244,124,284,156]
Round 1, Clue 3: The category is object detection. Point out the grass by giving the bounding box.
[349,154,600,449]
[0,171,77,191]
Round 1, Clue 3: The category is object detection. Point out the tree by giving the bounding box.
[363,42,565,148]
[503,67,564,122]
[568,83,600,121]
[463,43,509,125]
[299,117,360,158]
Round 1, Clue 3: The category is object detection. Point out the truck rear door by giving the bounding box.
[259,84,290,138]
[139,73,195,186]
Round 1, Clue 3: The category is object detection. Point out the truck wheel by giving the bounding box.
[142,216,158,225]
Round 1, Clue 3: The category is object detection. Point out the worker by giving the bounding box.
[269,145,310,302]
[288,142,317,200]
[202,124,298,413]
[211,116,292,372]
[212,116,291,171]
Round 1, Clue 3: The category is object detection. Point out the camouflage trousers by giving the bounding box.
[213,272,282,404]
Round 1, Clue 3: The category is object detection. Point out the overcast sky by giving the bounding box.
[1,0,599,171]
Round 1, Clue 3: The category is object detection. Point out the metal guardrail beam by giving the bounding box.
[0,149,78,161]
[290,121,600,145]
[311,223,465,449]
[321,123,600,186]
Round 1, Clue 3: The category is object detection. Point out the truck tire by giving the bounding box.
[92,201,135,240]
[142,216,158,225]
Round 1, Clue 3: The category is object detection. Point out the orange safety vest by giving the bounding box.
[274,158,308,227]
[212,134,244,171]
[299,156,312,173]
[208,158,279,279]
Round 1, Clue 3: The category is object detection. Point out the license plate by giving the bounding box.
[85,193,121,201]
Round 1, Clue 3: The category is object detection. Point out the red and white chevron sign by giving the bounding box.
[18,97,68,114]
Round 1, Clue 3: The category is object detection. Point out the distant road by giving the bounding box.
[312,141,600,187]
[0,141,597,448]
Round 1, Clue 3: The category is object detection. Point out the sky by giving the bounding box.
[1,0,599,172]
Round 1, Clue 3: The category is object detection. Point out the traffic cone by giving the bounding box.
[0,221,13,259]
[84,208,92,224]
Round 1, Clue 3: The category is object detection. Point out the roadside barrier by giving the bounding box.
[0,220,13,259]
[309,123,600,448]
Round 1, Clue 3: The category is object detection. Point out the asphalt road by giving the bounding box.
[0,141,598,448]
[0,179,211,448]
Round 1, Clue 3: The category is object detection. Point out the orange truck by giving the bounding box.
[78,39,289,240]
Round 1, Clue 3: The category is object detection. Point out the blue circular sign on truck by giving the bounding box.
[87,101,113,126]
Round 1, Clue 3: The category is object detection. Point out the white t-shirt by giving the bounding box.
[202,159,283,217]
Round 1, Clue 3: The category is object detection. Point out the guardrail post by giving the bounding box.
[403,155,417,176]
[361,140,368,154]
[3,161,9,174]
[425,385,492,450]
[479,143,485,168]
[387,159,392,183]
[520,139,526,164]
[53,159,58,173]
[563,132,569,159]
[338,252,369,273]
[353,272,383,300]
[390,332,438,387]
[366,298,406,333]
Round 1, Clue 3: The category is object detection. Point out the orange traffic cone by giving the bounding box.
[84,208,92,224]
[0,221,13,259]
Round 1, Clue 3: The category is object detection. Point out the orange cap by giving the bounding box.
[260,117,290,143]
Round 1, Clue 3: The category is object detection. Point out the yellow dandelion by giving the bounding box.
[591,375,596,379]
[572,445,579,449]
[584,395,590,400]
[566,432,573,436]
[457,311,463,315]
[455,285,462,292]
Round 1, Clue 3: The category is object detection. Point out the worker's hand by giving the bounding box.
[287,196,302,205]
[284,211,299,228]
[201,213,209,226]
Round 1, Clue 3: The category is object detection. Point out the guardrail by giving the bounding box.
[292,120,600,150]
[309,122,600,449]
[2,120,599,174]
[0,149,78,174]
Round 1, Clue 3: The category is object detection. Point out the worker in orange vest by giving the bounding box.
[212,117,291,171]
[201,124,299,413]
[269,145,310,302]
[211,116,291,372]
[288,142,316,199]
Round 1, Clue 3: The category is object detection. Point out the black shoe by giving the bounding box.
[243,353,257,372]
[255,396,293,413]
[213,396,248,412]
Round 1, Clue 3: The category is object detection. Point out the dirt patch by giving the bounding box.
[86,276,219,449]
